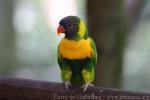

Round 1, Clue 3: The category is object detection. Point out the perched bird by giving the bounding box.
[57,16,97,92]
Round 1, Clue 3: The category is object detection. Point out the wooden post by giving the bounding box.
[0,75,150,100]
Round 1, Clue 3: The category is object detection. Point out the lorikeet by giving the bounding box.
[57,16,97,91]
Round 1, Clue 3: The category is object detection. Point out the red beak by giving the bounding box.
[57,26,65,35]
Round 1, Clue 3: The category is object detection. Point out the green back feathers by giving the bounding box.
[78,20,88,39]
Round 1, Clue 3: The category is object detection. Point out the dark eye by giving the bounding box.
[66,23,73,28]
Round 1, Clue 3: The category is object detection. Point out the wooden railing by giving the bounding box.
[0,75,150,100]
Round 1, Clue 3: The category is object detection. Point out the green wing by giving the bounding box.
[57,44,72,81]
[89,37,97,67]
[57,44,62,68]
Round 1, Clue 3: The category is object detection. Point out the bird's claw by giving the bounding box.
[64,81,71,90]
[81,83,94,92]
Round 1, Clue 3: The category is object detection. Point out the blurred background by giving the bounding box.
[0,0,150,92]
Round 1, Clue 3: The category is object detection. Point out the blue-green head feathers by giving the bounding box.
[58,16,88,40]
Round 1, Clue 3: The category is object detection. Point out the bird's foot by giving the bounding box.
[81,83,94,92]
[64,81,71,90]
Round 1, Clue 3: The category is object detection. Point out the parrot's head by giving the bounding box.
[57,16,88,40]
